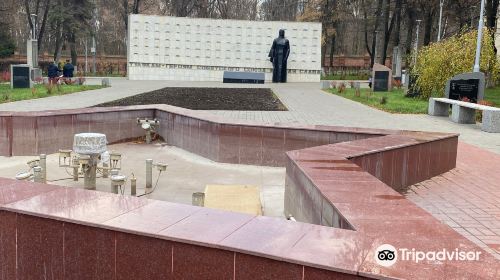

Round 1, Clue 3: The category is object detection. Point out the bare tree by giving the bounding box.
[486,0,499,53]
[24,0,51,51]
[260,0,299,21]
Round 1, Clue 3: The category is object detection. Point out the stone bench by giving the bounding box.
[429,97,500,132]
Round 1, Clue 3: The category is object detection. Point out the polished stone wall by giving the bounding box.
[127,14,322,82]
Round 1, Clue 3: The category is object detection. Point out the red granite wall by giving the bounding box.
[284,134,459,227]
[0,211,361,280]
[156,110,383,166]
[349,136,458,192]
[0,106,387,167]
[0,109,155,156]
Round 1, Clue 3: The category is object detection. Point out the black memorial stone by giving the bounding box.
[223,71,265,84]
[445,72,485,103]
[373,71,389,91]
[449,79,479,103]
[12,65,30,88]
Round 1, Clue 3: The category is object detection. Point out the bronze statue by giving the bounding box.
[268,29,290,83]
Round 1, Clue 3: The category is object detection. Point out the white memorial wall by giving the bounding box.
[127,14,322,82]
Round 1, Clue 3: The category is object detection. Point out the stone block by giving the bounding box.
[482,110,500,133]
[320,81,331,89]
[428,98,449,116]
[450,104,476,124]
[101,78,111,87]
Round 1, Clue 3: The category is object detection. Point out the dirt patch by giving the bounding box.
[95,87,287,111]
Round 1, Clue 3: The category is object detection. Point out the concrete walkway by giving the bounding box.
[2,78,497,154]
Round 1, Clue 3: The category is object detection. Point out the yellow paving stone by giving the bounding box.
[204,184,262,216]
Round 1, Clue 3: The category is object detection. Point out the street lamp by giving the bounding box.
[30,14,37,40]
[473,0,486,73]
[437,0,444,41]
[413,19,422,65]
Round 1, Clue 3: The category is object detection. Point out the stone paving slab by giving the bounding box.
[406,141,500,260]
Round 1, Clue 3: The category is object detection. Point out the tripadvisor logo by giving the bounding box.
[375,244,397,267]
[375,244,482,267]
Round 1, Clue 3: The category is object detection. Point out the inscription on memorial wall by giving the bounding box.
[128,14,322,82]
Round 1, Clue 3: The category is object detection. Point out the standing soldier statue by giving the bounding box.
[268,29,290,83]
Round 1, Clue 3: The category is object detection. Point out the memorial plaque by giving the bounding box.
[445,72,485,103]
[371,63,392,92]
[449,79,479,102]
[223,71,265,84]
[11,65,31,89]
[373,71,389,91]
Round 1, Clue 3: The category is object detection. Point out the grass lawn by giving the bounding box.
[0,83,103,104]
[327,88,428,114]
[321,74,369,80]
[327,87,500,114]
[484,87,500,106]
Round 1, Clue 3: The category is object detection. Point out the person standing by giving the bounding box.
[63,59,75,78]
[47,61,59,84]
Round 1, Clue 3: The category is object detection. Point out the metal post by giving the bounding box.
[39,154,46,183]
[146,130,152,144]
[33,166,43,183]
[92,36,96,74]
[72,157,79,181]
[110,169,119,194]
[473,0,486,73]
[130,177,137,196]
[102,162,109,178]
[84,155,97,190]
[146,159,153,189]
[84,38,88,74]
[437,0,444,41]
[413,20,422,65]
[30,14,37,40]
[192,192,205,207]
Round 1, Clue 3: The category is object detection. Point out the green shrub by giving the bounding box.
[412,28,499,99]
[380,96,388,104]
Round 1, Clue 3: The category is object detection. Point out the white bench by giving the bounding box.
[428,97,500,133]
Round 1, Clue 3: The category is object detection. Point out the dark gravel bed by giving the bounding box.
[95,87,287,111]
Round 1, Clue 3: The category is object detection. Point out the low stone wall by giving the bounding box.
[0,179,362,279]
[1,105,498,279]
[0,107,155,156]
[284,134,458,227]
[0,105,389,167]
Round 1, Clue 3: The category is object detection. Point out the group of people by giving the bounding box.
[47,59,74,84]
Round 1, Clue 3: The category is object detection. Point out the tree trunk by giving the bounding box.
[37,0,50,51]
[363,4,372,57]
[53,22,64,62]
[486,0,500,53]
[132,0,140,14]
[423,9,434,46]
[123,0,129,31]
[329,33,335,68]
[380,0,393,65]
[24,0,33,36]
[69,32,77,65]
[392,0,403,47]
[370,0,384,67]
[321,29,327,68]
[405,7,416,55]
